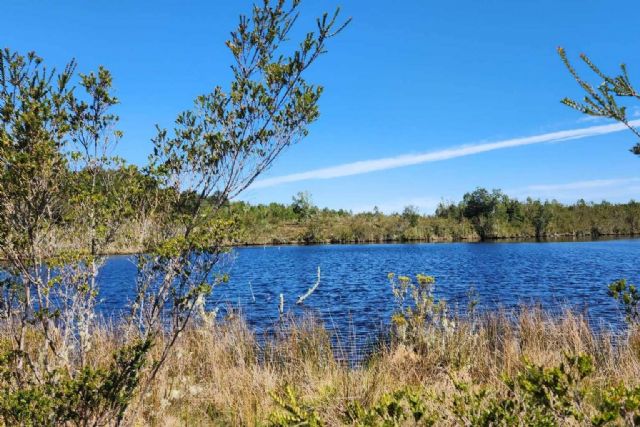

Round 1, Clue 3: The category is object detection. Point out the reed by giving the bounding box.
[2,306,634,425]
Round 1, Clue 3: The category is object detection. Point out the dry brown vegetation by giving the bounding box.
[8,308,632,425]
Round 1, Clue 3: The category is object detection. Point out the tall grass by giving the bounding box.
[3,307,633,425]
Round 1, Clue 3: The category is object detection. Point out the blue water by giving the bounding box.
[97,239,640,339]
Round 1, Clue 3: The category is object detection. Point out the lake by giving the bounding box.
[97,238,640,343]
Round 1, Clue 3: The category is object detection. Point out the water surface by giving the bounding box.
[97,239,640,340]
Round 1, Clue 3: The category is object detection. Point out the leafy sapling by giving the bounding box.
[608,278,640,325]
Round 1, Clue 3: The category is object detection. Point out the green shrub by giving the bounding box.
[449,353,598,426]
[593,384,640,426]
[0,339,151,426]
[608,279,640,324]
[345,388,437,426]
[268,385,323,427]
[388,273,453,347]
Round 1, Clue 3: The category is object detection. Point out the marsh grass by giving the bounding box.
[3,307,634,425]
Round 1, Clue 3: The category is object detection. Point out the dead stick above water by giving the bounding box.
[297,266,321,305]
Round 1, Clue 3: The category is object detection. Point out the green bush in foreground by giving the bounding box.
[269,385,323,427]
[345,388,437,426]
[0,339,151,426]
[608,279,640,324]
[268,353,640,426]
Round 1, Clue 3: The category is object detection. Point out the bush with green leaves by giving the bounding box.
[388,273,453,347]
[267,353,640,426]
[608,279,640,325]
[268,385,323,427]
[445,354,592,426]
[448,352,640,427]
[558,47,640,155]
[345,388,437,426]
[0,0,347,424]
[592,383,640,426]
[0,339,151,426]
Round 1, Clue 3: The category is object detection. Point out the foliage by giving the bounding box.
[262,275,640,426]
[345,388,437,426]
[608,279,640,325]
[211,189,640,245]
[130,0,348,391]
[0,0,347,424]
[0,47,140,376]
[558,47,640,155]
[268,385,322,427]
[388,273,452,347]
[265,350,640,426]
[0,339,151,426]
[459,188,504,239]
[592,384,640,426]
[292,191,317,222]
[402,205,420,228]
[447,353,640,427]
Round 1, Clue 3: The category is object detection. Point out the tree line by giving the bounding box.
[213,189,640,244]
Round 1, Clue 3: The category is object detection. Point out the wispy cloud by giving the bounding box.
[509,177,640,202]
[251,120,640,189]
[524,178,640,193]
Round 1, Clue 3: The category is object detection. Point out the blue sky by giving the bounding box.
[3,0,640,213]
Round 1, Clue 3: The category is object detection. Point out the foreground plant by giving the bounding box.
[608,279,640,325]
[388,273,453,346]
[0,47,151,425]
[129,0,348,397]
[266,350,640,426]
[0,0,348,424]
[558,47,640,155]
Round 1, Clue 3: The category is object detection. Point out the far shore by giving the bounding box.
[96,232,640,257]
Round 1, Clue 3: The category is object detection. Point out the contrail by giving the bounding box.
[251,120,640,189]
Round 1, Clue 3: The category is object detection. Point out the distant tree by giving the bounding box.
[530,201,553,240]
[219,190,640,244]
[435,201,461,220]
[558,47,640,155]
[462,188,502,219]
[505,198,524,223]
[625,200,639,234]
[402,205,420,227]
[460,188,504,240]
[292,191,317,221]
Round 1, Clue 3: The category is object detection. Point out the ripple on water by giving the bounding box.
[96,239,640,338]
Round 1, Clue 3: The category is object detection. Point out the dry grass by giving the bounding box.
[66,308,634,425]
[2,307,637,425]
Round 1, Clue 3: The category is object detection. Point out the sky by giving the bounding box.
[3,0,640,213]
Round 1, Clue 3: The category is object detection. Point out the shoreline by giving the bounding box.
[99,232,640,256]
[235,232,640,246]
